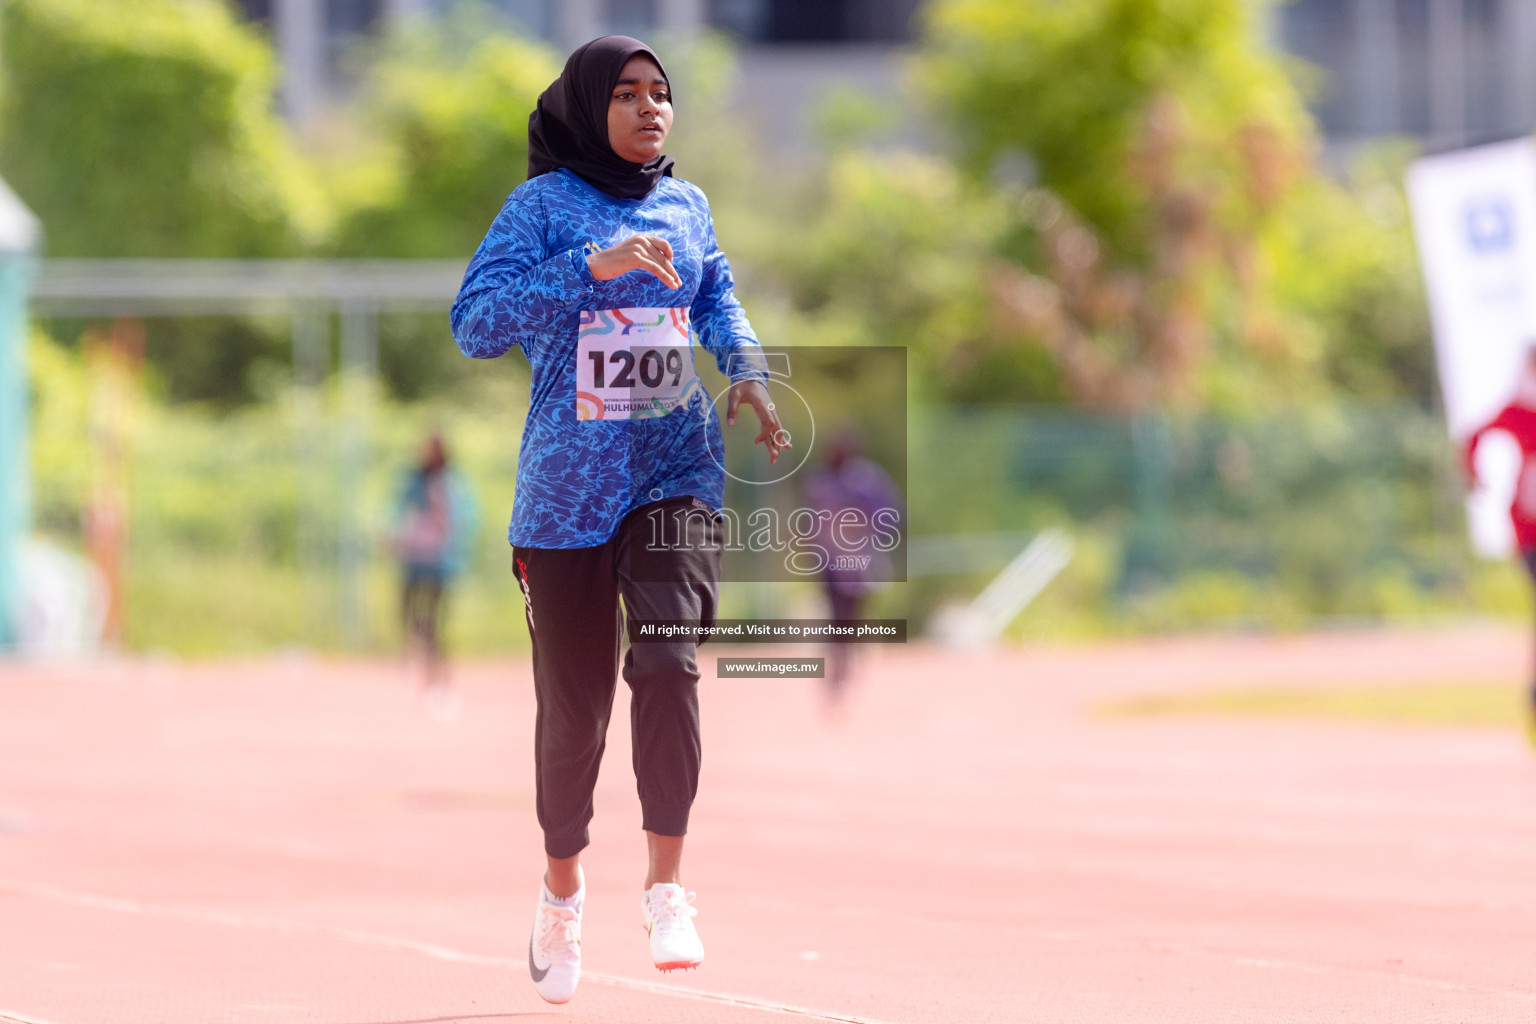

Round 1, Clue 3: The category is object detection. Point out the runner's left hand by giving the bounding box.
[726,380,789,464]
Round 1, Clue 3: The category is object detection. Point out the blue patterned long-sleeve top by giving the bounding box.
[451,169,768,549]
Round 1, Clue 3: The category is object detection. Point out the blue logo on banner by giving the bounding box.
[1465,197,1515,253]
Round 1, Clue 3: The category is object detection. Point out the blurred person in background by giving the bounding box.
[449,36,784,1005]
[1464,344,1536,732]
[392,432,476,719]
[805,429,903,712]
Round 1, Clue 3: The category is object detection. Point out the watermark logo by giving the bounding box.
[644,500,903,577]
[661,345,908,582]
[698,350,817,486]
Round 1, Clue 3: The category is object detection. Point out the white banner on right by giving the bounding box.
[1407,138,1536,558]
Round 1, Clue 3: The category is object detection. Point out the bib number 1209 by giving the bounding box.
[587,346,687,389]
[577,308,698,421]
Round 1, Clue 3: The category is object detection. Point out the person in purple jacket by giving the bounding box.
[449,35,785,1005]
[804,430,904,710]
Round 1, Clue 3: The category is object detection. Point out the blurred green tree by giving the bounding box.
[919,0,1430,410]
[321,12,558,397]
[923,0,1310,261]
[920,0,1309,409]
[0,0,328,257]
[758,149,1068,404]
[329,12,559,259]
[0,0,329,404]
[1267,145,1435,405]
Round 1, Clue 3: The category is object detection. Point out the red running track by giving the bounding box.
[1,626,1535,1022]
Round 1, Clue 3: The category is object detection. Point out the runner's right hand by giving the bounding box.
[586,235,681,290]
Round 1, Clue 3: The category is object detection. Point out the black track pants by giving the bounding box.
[513,498,721,859]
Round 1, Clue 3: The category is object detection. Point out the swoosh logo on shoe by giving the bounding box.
[528,936,549,983]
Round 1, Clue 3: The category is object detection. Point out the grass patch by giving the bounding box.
[1100,681,1529,729]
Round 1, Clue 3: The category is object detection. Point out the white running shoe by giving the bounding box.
[529,868,583,1003]
[641,882,704,971]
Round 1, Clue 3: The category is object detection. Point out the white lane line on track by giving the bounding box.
[10,875,1536,1014]
[579,972,892,1024]
[1,1010,67,1024]
[0,878,900,1024]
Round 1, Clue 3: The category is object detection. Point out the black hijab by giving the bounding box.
[527,35,675,200]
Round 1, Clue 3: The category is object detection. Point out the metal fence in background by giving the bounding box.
[106,399,1481,651]
[908,404,1474,626]
[31,259,465,652]
[24,259,1487,650]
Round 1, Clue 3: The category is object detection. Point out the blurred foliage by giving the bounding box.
[327,8,560,259]
[0,0,327,257]
[7,0,1479,652]
[2,0,1434,410]
[918,0,1432,410]
[758,152,1067,404]
[319,9,560,399]
[143,315,291,405]
[30,332,1523,654]
[908,404,1524,640]
[31,330,532,654]
[1266,144,1436,404]
[921,0,1310,260]
[0,0,328,404]
[29,328,89,540]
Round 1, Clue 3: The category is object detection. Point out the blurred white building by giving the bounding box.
[235,0,918,143]
[1282,0,1536,151]
[234,0,1536,152]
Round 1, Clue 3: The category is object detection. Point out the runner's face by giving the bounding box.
[607,55,672,165]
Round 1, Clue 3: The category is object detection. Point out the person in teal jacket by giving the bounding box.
[392,433,477,712]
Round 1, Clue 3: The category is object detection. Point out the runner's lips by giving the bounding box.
[639,123,663,135]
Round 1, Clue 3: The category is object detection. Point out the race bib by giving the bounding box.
[576,308,699,421]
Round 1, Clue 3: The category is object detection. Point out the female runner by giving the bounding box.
[450,35,784,1005]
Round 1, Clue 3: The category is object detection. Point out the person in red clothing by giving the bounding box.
[1464,346,1536,714]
